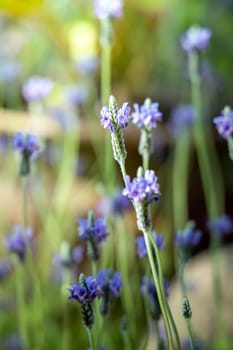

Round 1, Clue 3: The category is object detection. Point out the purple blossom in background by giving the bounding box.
[68,275,100,303]
[97,269,122,297]
[182,337,205,350]
[94,0,123,20]
[207,214,233,237]
[53,245,84,269]
[136,231,164,258]
[13,132,40,159]
[131,99,162,130]
[213,107,233,139]
[0,133,8,154]
[100,102,130,132]
[181,26,211,52]
[22,76,54,102]
[65,85,88,106]
[123,170,160,205]
[0,61,21,82]
[111,191,131,215]
[77,217,109,243]
[5,225,33,261]
[176,226,202,249]
[1,333,23,350]
[75,55,99,74]
[0,260,11,281]
[169,104,194,136]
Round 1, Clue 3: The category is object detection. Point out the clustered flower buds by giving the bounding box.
[182,296,192,319]
[5,225,33,262]
[94,0,123,20]
[181,26,211,52]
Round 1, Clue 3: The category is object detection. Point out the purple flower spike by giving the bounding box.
[22,76,54,102]
[207,214,233,237]
[109,272,122,297]
[132,99,162,130]
[176,226,202,249]
[68,283,87,302]
[213,106,233,139]
[94,0,123,20]
[0,260,11,281]
[77,217,109,244]
[169,105,194,136]
[86,276,101,299]
[13,132,40,159]
[181,26,211,52]
[96,268,122,298]
[100,102,130,133]
[5,225,33,261]
[123,169,160,205]
[136,231,164,258]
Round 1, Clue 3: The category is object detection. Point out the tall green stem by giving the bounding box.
[172,131,192,229]
[87,328,96,350]
[147,231,181,350]
[189,51,223,218]
[143,231,174,350]
[186,319,194,350]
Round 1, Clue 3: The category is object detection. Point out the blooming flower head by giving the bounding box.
[100,101,130,133]
[68,274,100,303]
[5,225,33,261]
[97,268,122,297]
[207,214,233,237]
[22,76,54,102]
[94,0,123,20]
[136,231,164,258]
[77,216,109,244]
[13,132,40,159]
[213,106,233,139]
[175,224,202,249]
[181,26,211,52]
[123,169,160,205]
[169,104,194,136]
[132,98,163,130]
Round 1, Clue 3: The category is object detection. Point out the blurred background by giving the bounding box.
[0,0,233,349]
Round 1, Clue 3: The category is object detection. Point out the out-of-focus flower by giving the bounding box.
[13,132,40,159]
[169,105,194,136]
[94,0,123,20]
[141,276,169,320]
[207,214,233,237]
[5,225,33,261]
[100,102,130,133]
[77,216,109,243]
[65,85,88,106]
[75,55,99,74]
[213,106,233,139]
[22,76,54,102]
[68,275,100,303]
[1,333,23,350]
[123,170,160,205]
[0,61,21,82]
[96,191,131,217]
[131,99,162,130]
[0,260,11,281]
[182,337,205,350]
[176,225,202,249]
[181,26,211,52]
[53,242,84,269]
[136,231,164,258]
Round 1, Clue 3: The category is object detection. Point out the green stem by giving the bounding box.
[22,177,28,228]
[189,51,223,218]
[86,328,96,350]
[186,319,194,350]
[172,131,192,229]
[148,231,181,350]
[143,231,174,350]
[62,270,71,350]
[15,261,29,350]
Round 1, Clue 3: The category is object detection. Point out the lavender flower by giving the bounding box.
[169,104,194,136]
[5,225,33,261]
[13,132,40,159]
[111,192,131,215]
[181,26,211,52]
[132,99,162,130]
[77,213,109,261]
[94,0,123,20]
[207,214,233,237]
[0,61,21,82]
[22,76,54,102]
[65,85,88,106]
[123,169,160,205]
[176,225,202,249]
[213,106,233,139]
[53,243,84,269]
[136,231,164,258]
[100,102,130,133]
[96,269,122,315]
[68,274,100,328]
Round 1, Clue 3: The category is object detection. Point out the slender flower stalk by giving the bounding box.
[183,26,224,218]
[182,296,194,350]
